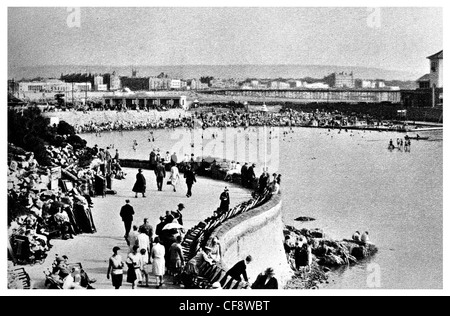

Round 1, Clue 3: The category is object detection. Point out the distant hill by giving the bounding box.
[8,64,423,82]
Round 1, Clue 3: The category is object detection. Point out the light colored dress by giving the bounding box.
[151,243,166,276]
[170,166,180,186]
[210,243,221,262]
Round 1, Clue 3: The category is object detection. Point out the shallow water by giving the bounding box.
[81,126,443,289]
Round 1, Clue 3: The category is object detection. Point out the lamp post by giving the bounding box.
[261,102,269,171]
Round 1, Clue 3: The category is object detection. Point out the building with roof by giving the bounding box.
[416,50,443,107]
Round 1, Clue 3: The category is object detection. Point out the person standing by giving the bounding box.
[171,152,178,166]
[149,149,157,170]
[151,237,166,288]
[120,199,135,239]
[155,160,166,191]
[114,149,120,162]
[132,169,146,198]
[169,235,185,285]
[169,163,180,192]
[106,246,124,289]
[247,163,256,189]
[219,187,230,214]
[171,203,185,226]
[184,165,197,198]
[251,267,278,289]
[258,168,270,194]
[241,163,249,187]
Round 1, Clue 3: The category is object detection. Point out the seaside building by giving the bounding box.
[324,72,355,88]
[109,72,121,91]
[120,76,150,91]
[416,50,443,107]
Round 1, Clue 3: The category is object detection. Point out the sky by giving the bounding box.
[8,7,443,74]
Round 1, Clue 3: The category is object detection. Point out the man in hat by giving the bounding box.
[219,187,230,214]
[120,199,135,239]
[139,218,154,241]
[171,203,185,226]
[221,255,252,286]
[155,160,166,191]
[251,267,278,289]
[184,165,197,198]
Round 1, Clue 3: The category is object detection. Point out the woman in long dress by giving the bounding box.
[169,164,180,192]
[151,237,166,288]
[132,169,146,198]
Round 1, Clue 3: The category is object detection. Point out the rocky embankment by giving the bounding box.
[283,225,378,289]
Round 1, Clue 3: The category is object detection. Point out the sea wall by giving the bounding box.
[208,194,292,287]
[118,158,292,288]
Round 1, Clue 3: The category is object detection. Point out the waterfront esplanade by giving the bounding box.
[103,92,188,110]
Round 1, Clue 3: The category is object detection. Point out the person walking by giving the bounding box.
[132,169,146,198]
[136,227,151,259]
[251,267,278,289]
[126,245,141,289]
[151,237,166,288]
[184,165,197,198]
[155,160,166,191]
[106,246,124,289]
[139,218,154,251]
[169,163,180,192]
[219,187,230,214]
[169,235,185,285]
[127,225,139,251]
[120,199,135,239]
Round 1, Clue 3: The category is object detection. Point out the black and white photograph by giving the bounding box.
[3,1,446,298]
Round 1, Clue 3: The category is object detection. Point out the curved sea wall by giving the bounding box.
[207,194,292,287]
[119,158,292,288]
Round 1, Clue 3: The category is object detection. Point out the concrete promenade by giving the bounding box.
[24,167,251,290]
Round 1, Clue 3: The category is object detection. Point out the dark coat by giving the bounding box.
[219,191,230,211]
[251,274,278,289]
[149,151,157,168]
[132,172,146,193]
[184,170,197,185]
[155,164,166,178]
[226,260,248,282]
[120,204,135,222]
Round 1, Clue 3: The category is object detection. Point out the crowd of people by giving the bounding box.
[7,145,99,265]
[112,200,188,289]
[70,107,395,135]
